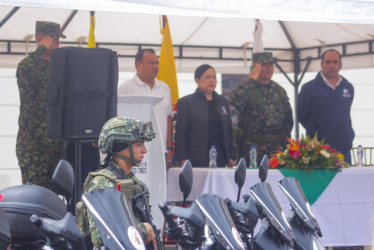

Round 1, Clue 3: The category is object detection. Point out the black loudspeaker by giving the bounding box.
[47,47,118,140]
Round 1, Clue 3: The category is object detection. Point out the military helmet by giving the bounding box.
[98,117,155,154]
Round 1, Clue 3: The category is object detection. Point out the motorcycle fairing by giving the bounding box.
[196,194,245,250]
[83,188,145,250]
[250,182,296,244]
[278,177,322,236]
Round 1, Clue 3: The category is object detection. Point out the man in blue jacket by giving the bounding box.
[297,49,354,164]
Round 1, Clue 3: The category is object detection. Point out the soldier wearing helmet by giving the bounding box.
[77,117,157,249]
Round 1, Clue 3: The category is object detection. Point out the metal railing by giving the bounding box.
[351,147,374,166]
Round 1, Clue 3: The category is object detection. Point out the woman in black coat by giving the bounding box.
[175,64,236,167]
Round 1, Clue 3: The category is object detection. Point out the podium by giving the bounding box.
[117,95,167,229]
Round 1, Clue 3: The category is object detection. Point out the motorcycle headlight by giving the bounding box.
[232,227,245,250]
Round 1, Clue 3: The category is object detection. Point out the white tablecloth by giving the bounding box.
[167,167,374,247]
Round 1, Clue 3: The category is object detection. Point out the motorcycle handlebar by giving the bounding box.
[30,213,87,250]
[158,202,179,230]
[225,198,259,218]
[158,202,205,249]
[159,202,205,228]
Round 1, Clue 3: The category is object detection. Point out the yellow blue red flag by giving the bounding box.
[87,11,96,48]
[157,15,179,108]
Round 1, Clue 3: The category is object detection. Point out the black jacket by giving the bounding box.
[175,88,236,167]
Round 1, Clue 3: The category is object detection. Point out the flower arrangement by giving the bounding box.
[269,135,349,171]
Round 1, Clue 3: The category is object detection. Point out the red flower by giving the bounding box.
[269,157,279,168]
[289,148,301,158]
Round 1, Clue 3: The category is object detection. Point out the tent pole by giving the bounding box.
[61,10,78,33]
[293,49,300,140]
[274,49,310,140]
[274,60,294,86]
[278,21,300,139]
[0,7,20,28]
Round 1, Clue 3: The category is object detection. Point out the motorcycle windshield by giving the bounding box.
[196,194,245,250]
[250,182,296,244]
[83,188,145,250]
[279,177,321,236]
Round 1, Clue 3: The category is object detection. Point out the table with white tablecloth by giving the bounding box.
[167,167,374,247]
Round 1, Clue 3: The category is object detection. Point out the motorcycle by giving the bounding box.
[159,160,246,249]
[82,188,147,250]
[0,159,151,250]
[278,177,324,250]
[0,159,85,250]
[0,206,11,249]
[226,155,298,250]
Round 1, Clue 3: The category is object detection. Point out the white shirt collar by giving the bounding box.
[134,74,158,88]
[321,72,342,90]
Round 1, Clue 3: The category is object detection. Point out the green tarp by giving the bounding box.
[279,169,339,204]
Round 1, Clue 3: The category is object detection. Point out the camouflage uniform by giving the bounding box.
[16,21,65,190]
[230,52,293,164]
[78,117,155,249]
[84,159,149,249]
[16,45,62,190]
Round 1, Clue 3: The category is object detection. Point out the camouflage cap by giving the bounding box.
[252,52,274,64]
[98,117,156,154]
[35,21,66,39]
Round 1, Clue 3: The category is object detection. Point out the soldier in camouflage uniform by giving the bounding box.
[79,117,157,249]
[230,52,293,165]
[16,21,65,189]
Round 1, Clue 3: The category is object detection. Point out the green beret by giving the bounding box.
[252,52,274,64]
[35,21,66,39]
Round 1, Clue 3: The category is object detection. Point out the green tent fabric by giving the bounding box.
[279,169,339,204]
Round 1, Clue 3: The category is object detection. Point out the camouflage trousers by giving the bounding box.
[239,139,287,167]
[16,148,61,191]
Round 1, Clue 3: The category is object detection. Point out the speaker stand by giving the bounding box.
[63,139,99,214]
[74,141,82,207]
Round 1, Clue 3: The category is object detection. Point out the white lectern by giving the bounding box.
[117,95,167,229]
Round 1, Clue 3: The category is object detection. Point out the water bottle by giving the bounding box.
[249,145,257,168]
[209,145,217,168]
[357,145,363,167]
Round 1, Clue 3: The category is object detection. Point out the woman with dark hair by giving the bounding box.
[175,64,236,167]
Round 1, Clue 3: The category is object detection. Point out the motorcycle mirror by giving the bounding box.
[52,159,74,205]
[259,154,269,182]
[179,160,193,207]
[235,158,246,202]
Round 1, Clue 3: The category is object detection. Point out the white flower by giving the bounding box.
[320,150,330,158]
[302,156,311,164]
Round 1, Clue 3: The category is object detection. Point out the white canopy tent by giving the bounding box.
[1,0,374,140]
[0,1,374,190]
[1,0,374,75]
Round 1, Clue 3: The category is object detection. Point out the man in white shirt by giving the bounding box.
[118,49,173,166]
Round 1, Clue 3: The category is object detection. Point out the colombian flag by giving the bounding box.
[87,11,96,48]
[157,15,179,109]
